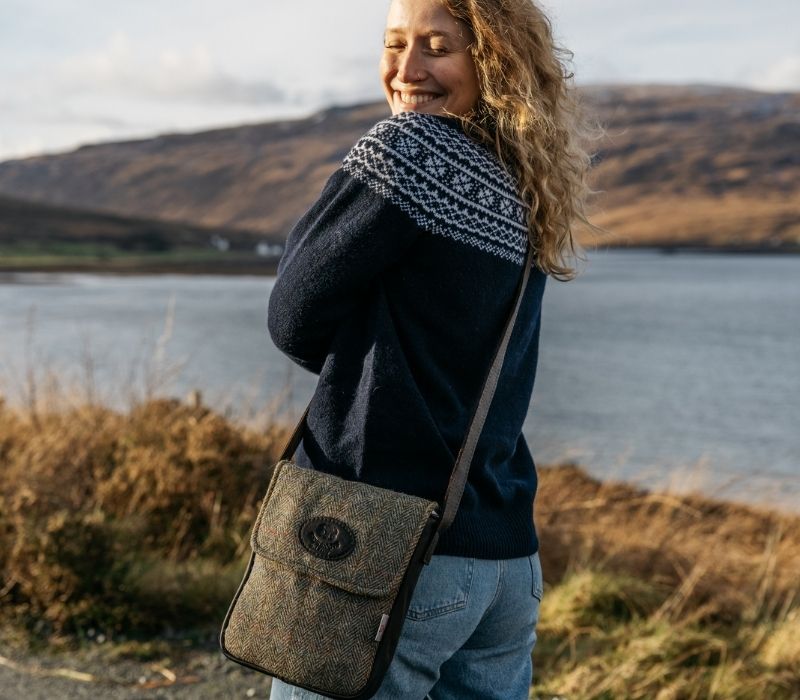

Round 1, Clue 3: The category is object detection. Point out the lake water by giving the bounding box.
[1,250,798,512]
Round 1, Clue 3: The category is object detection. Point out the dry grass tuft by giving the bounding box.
[0,394,290,637]
[531,465,800,698]
[759,610,800,671]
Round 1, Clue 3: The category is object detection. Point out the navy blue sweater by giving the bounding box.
[267,111,548,559]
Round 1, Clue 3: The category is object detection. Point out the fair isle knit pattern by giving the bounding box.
[342,112,530,265]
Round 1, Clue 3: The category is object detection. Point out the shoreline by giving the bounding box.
[1,243,799,277]
[0,259,280,277]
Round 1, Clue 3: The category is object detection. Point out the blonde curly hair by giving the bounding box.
[441,0,605,280]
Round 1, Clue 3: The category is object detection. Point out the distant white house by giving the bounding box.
[256,242,284,257]
[210,234,230,252]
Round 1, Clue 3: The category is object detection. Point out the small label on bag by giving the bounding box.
[375,614,390,642]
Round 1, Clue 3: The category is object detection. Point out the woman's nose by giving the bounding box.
[395,47,426,84]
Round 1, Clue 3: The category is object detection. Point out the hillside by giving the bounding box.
[0,196,280,273]
[584,84,800,249]
[0,85,798,251]
[0,103,388,242]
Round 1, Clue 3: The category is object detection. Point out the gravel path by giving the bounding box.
[0,635,275,700]
[0,634,556,699]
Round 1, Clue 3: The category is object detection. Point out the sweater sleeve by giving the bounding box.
[267,165,421,375]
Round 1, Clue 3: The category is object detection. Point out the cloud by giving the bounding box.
[56,32,286,105]
[2,0,798,160]
[749,54,800,91]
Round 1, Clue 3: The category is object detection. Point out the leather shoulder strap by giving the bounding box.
[437,243,534,532]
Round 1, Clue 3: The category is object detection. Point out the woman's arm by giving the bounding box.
[267,166,421,374]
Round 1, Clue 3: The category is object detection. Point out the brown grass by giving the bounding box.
[0,393,290,636]
[0,394,798,697]
[584,192,800,249]
[532,465,800,698]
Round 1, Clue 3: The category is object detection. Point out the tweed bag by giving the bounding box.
[220,244,534,699]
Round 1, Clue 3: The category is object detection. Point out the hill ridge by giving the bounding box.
[0,85,798,250]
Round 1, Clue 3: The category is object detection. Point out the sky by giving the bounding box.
[1,0,798,161]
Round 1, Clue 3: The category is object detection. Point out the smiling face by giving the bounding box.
[381,0,480,118]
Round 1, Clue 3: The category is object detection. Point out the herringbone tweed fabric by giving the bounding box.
[223,460,438,695]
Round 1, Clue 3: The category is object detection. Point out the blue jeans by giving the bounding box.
[269,551,544,700]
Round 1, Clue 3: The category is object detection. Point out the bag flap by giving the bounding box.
[251,461,439,598]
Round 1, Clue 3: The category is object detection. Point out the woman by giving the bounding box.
[267,0,599,697]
